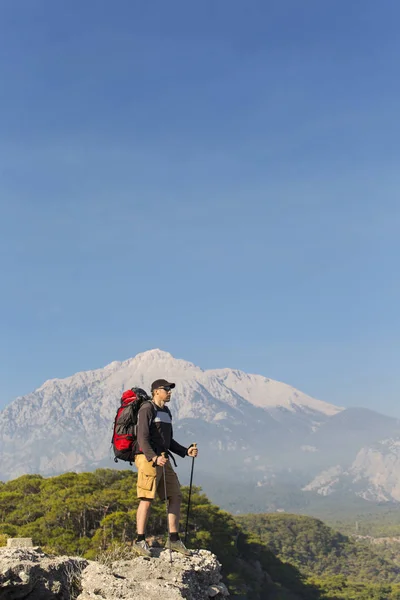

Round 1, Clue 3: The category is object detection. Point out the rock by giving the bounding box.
[6,538,33,548]
[0,547,87,599]
[207,583,229,597]
[78,548,223,600]
[0,547,224,600]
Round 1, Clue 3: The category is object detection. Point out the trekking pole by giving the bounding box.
[184,443,197,545]
[162,452,173,564]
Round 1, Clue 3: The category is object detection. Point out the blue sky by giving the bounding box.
[1,1,400,415]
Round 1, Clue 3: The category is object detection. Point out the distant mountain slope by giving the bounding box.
[209,367,340,415]
[304,437,400,502]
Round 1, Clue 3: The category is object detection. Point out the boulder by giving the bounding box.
[6,539,33,549]
[0,547,87,599]
[78,548,224,600]
[0,547,227,600]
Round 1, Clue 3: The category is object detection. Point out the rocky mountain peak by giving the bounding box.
[1,350,400,506]
[0,348,344,481]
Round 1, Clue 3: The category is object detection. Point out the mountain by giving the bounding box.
[0,349,339,478]
[304,407,400,464]
[1,348,400,508]
[304,437,400,502]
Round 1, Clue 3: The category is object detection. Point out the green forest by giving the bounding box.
[1,469,400,599]
[238,512,400,599]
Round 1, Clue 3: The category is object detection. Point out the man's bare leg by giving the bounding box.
[168,496,181,534]
[136,499,152,535]
[166,496,191,555]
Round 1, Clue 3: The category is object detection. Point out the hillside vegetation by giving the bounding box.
[238,513,400,599]
[0,470,313,598]
[328,507,400,539]
[1,470,400,599]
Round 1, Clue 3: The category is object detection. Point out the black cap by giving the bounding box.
[151,378,176,392]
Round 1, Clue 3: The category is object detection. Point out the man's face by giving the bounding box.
[156,386,173,402]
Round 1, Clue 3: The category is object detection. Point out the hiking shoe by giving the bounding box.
[132,539,152,557]
[165,539,192,557]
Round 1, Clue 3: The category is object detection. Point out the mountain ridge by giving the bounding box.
[1,349,400,507]
[0,349,341,480]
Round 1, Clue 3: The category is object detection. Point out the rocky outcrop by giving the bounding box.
[0,547,229,600]
[0,547,87,599]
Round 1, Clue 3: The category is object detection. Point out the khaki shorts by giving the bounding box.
[135,454,182,501]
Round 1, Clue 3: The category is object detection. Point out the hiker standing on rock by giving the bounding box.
[133,379,198,557]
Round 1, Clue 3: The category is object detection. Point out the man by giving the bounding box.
[133,378,198,557]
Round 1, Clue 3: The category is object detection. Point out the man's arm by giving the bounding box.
[137,403,158,462]
[170,436,188,458]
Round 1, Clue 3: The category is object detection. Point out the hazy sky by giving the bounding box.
[1,1,399,416]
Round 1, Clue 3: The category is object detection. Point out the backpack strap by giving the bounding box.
[136,400,157,427]
[132,400,157,455]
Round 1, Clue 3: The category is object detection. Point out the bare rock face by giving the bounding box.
[0,547,228,600]
[0,547,87,599]
[78,548,226,600]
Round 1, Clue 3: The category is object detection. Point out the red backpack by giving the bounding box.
[111,387,153,463]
